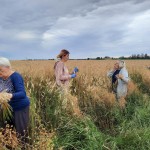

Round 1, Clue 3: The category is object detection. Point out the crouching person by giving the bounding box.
[0,57,30,149]
[116,60,129,108]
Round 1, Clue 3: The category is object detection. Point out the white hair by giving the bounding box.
[119,60,126,68]
[0,57,11,67]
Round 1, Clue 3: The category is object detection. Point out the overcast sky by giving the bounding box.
[0,0,150,59]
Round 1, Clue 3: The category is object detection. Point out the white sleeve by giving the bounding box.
[107,70,115,77]
[121,69,129,83]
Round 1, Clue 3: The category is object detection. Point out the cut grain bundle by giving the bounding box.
[0,92,12,121]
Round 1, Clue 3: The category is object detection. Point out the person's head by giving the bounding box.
[114,61,119,70]
[57,49,70,62]
[0,57,11,79]
[118,60,126,69]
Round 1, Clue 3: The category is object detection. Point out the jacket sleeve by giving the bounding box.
[107,70,115,77]
[121,69,129,83]
[11,73,26,100]
[55,62,71,81]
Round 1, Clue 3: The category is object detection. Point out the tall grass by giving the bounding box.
[0,60,150,149]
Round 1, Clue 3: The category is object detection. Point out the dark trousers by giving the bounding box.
[14,106,29,149]
[4,106,29,136]
[1,106,29,149]
[14,106,29,137]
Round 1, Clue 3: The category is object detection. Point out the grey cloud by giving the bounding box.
[0,0,150,59]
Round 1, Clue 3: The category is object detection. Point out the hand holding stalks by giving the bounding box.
[0,92,13,120]
[0,92,12,103]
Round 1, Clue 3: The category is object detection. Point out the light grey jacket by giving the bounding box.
[107,69,115,77]
[117,67,129,99]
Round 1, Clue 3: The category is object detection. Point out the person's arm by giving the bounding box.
[55,62,71,80]
[107,70,115,77]
[121,70,129,83]
[118,69,129,83]
[71,67,79,74]
[10,73,26,100]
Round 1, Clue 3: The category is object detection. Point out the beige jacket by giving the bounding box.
[54,61,71,87]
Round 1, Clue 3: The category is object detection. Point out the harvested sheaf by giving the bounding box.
[0,92,12,121]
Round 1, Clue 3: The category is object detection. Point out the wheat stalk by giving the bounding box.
[0,92,13,121]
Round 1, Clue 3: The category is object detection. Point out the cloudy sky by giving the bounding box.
[0,0,150,59]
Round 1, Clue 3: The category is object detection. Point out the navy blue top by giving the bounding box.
[112,70,120,84]
[0,72,30,111]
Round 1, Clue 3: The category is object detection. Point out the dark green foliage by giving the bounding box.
[54,117,104,150]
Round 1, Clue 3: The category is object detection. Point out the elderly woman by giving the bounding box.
[107,61,120,93]
[0,57,30,145]
[54,49,78,89]
[116,60,129,99]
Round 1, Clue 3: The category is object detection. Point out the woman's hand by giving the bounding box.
[73,67,79,73]
[0,92,12,102]
[71,74,76,78]
[7,93,13,99]
[116,74,124,79]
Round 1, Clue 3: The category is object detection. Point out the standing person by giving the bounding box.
[54,49,78,89]
[0,57,30,148]
[116,60,129,100]
[107,61,120,94]
[54,49,79,111]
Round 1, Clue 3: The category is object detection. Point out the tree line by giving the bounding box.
[89,53,150,60]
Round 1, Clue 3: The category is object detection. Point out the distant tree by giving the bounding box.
[144,53,149,59]
[128,53,150,59]
[137,54,140,59]
[119,56,125,59]
[141,53,144,59]
[104,56,110,59]
[96,57,101,60]
[131,54,136,59]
